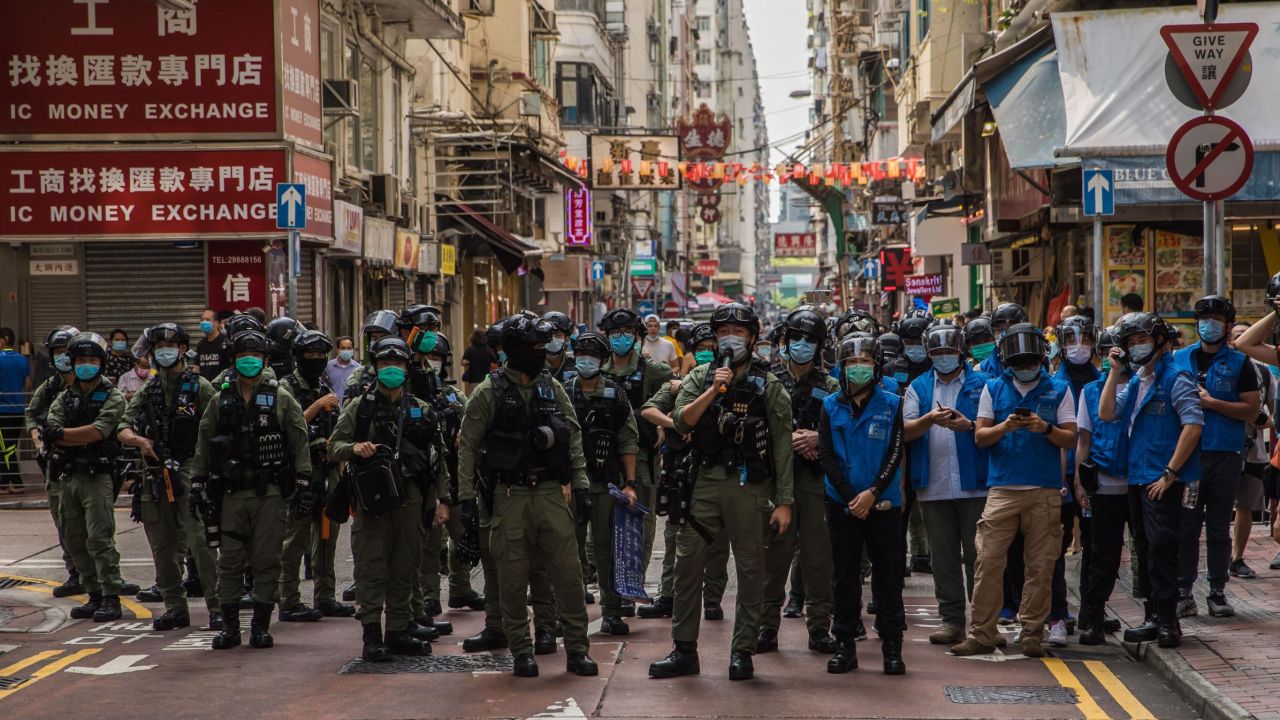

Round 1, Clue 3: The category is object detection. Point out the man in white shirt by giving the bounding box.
[641,314,679,370]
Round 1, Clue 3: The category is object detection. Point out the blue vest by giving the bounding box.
[823,386,903,507]
[1053,362,1100,475]
[979,354,1003,377]
[986,370,1069,489]
[1080,378,1130,478]
[1126,354,1201,485]
[907,368,989,491]
[1173,343,1247,453]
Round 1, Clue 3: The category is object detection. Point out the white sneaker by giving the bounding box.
[1013,628,1024,644]
[1047,620,1068,648]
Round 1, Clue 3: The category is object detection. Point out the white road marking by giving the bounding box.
[65,654,155,675]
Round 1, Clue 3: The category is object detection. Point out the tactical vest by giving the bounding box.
[60,379,122,472]
[691,365,773,482]
[570,376,628,486]
[483,370,573,486]
[216,379,290,491]
[283,372,337,472]
[551,361,577,384]
[354,387,439,481]
[139,369,202,462]
[779,367,832,474]
[33,375,68,425]
[609,358,658,451]
[344,365,377,402]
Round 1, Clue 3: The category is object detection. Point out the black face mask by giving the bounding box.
[506,344,548,377]
[298,356,327,381]
[269,354,293,377]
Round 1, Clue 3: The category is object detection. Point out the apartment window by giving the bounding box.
[556,0,606,24]
[737,86,743,97]
[345,43,359,170]
[917,0,930,42]
[696,49,711,65]
[696,79,710,99]
[532,36,552,88]
[358,54,378,173]
[557,62,615,127]
[696,16,710,33]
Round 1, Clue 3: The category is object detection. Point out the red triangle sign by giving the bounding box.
[1160,22,1257,109]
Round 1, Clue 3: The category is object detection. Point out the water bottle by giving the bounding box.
[874,499,891,512]
[1081,504,1092,520]
[1181,481,1199,510]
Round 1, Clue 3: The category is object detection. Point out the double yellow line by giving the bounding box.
[1044,658,1157,720]
[0,649,101,700]
[0,573,151,620]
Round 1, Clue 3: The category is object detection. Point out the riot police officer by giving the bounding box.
[343,310,400,402]
[117,323,220,631]
[543,311,577,383]
[44,332,128,622]
[265,317,304,378]
[456,315,598,678]
[24,325,82,597]
[758,306,838,655]
[276,330,355,623]
[189,330,312,649]
[650,302,794,681]
[568,332,639,634]
[328,336,450,660]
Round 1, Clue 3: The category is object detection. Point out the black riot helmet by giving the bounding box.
[224,313,265,341]
[996,323,1047,366]
[67,332,108,361]
[145,323,190,347]
[877,331,903,363]
[599,308,640,334]
[834,308,879,340]
[689,323,715,351]
[541,311,575,336]
[766,321,786,347]
[1057,315,1096,347]
[897,315,932,341]
[924,321,965,354]
[231,329,269,356]
[710,302,759,337]
[486,321,504,350]
[1114,312,1171,347]
[963,316,995,347]
[266,317,303,356]
[369,336,412,364]
[572,332,610,359]
[292,329,334,358]
[363,310,399,340]
[398,304,441,331]
[1097,327,1118,355]
[784,306,827,345]
[501,314,553,376]
[46,325,81,351]
[991,303,1029,334]
[1193,295,1236,324]
[426,333,454,380]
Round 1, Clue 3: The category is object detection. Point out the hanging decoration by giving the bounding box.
[559,149,927,188]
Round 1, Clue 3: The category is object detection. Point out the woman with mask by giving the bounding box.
[105,328,134,384]
[116,355,151,400]
[817,333,907,675]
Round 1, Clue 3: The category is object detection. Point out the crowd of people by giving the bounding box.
[4,286,1279,681]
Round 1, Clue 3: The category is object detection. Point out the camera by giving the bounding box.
[531,425,557,451]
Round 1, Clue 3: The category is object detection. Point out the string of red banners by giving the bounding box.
[558,150,927,187]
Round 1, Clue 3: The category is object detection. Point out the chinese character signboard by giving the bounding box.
[873,201,905,225]
[29,260,80,276]
[279,0,322,149]
[394,228,419,271]
[207,240,267,312]
[773,232,816,258]
[904,274,945,296]
[363,217,395,262]
[4,0,282,140]
[879,246,912,291]
[0,147,288,238]
[564,187,592,247]
[291,151,332,240]
[678,104,733,162]
[332,199,363,254]
[695,259,720,276]
[587,135,680,190]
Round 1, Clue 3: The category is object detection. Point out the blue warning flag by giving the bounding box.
[608,484,651,603]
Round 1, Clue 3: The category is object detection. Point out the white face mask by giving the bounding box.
[428,359,443,374]
[1064,345,1094,366]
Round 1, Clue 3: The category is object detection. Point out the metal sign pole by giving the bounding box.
[288,229,299,319]
[1203,201,1215,295]
[1215,199,1227,294]
[1092,216,1104,317]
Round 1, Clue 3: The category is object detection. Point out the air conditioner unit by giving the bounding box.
[519,92,542,117]
[368,174,400,215]
[991,247,1045,283]
[323,79,358,116]
[400,196,420,227]
[461,0,495,16]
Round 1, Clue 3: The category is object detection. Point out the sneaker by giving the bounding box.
[949,638,995,656]
[1229,559,1257,579]
[1176,595,1198,618]
[1021,635,1046,658]
[1047,620,1068,648]
[998,608,1016,626]
[1013,628,1024,644]
[1206,591,1235,618]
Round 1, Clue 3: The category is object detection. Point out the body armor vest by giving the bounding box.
[483,371,573,486]
[691,366,773,482]
[139,369,202,461]
[778,367,831,473]
[60,379,121,471]
[569,376,627,486]
[216,379,289,492]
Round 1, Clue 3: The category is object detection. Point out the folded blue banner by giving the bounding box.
[608,484,651,603]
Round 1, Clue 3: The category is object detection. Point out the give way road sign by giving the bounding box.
[1159,22,1257,110]
[631,276,656,298]
[1166,115,1253,202]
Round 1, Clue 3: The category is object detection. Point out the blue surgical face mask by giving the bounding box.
[1129,342,1154,365]
[609,333,635,355]
[112,340,128,352]
[695,349,716,364]
[931,353,961,375]
[575,356,602,379]
[1198,319,1226,344]
[54,353,72,373]
[153,347,181,369]
[545,338,566,355]
[904,345,927,363]
[75,363,100,381]
[199,320,215,335]
[787,339,816,365]
[893,370,909,384]
[498,350,508,365]
[338,349,354,362]
[1013,366,1041,383]
[717,335,749,363]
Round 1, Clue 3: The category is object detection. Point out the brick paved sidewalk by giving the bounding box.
[1103,527,1280,720]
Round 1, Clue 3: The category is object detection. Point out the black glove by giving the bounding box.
[573,488,592,527]
[292,487,315,519]
[129,480,143,523]
[457,524,482,568]
[41,424,64,444]
[189,477,208,520]
[459,498,479,531]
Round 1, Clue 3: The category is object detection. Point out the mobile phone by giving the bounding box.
[1015,407,1032,417]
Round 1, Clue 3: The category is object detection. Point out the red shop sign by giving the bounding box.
[207,240,268,313]
[695,259,719,276]
[0,147,288,238]
[564,187,592,247]
[292,151,333,240]
[3,0,293,141]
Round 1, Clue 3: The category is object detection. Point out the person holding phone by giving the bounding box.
[951,323,1076,659]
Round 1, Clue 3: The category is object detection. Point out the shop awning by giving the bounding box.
[930,71,975,145]
[440,201,541,274]
[981,43,1070,170]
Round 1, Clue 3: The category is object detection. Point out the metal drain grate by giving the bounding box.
[0,578,37,590]
[0,676,31,691]
[338,653,515,675]
[945,686,1079,705]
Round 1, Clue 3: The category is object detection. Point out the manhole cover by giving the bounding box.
[946,686,1079,705]
[0,676,31,691]
[338,653,515,675]
[0,578,37,590]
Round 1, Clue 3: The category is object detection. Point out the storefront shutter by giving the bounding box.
[297,247,316,324]
[84,242,206,337]
[27,275,86,349]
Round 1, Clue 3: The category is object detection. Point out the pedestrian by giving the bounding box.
[455,314,599,678]
[460,329,495,396]
[1103,312,1202,649]
[903,321,990,648]
[327,336,449,661]
[1227,321,1271,580]
[1172,296,1258,618]
[325,335,361,393]
[818,333,907,675]
[195,308,231,381]
[43,332,127,622]
[115,355,151,400]
[105,329,134,384]
[188,329,312,650]
[951,323,1076,659]
[758,306,838,656]
[0,326,32,494]
[665,320,686,357]
[1121,293,1144,314]
[641,314,680,371]
[649,302,793,682]
[116,323,221,632]
[24,326,80,592]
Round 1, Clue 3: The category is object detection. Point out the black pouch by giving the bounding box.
[351,449,405,515]
[484,429,525,472]
[1077,460,1100,495]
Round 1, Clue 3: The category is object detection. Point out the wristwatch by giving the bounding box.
[1041,422,1055,436]
[1163,465,1180,481]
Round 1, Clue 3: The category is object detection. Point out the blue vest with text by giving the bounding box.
[1173,343,1247,453]
[1053,362,1100,474]
[986,370,1069,489]
[1081,378,1130,478]
[979,353,1003,378]
[908,368,989,491]
[824,386,903,508]
[1127,354,1201,485]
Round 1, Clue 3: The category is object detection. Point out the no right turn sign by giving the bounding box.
[1165,115,1253,202]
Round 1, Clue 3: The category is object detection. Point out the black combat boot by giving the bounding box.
[1079,605,1106,646]
[152,609,190,631]
[386,628,431,656]
[566,652,598,676]
[637,596,673,618]
[413,615,453,636]
[619,599,636,617]
[728,651,754,681]
[882,636,906,675]
[828,636,857,673]
[808,627,838,654]
[248,601,274,648]
[512,653,539,678]
[462,626,507,652]
[135,584,163,603]
[1157,604,1182,649]
[1123,602,1158,643]
[318,600,356,618]
[208,611,224,631]
[755,627,779,653]
[362,622,390,662]
[405,619,440,642]
[52,571,83,598]
[69,590,102,619]
[448,591,485,611]
[649,641,700,678]
[92,594,122,621]
[278,603,322,622]
[212,604,241,649]
[534,628,558,655]
[600,615,630,636]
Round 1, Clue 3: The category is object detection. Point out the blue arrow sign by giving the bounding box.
[590,261,606,281]
[1082,169,1114,216]
[637,300,656,316]
[276,182,307,230]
